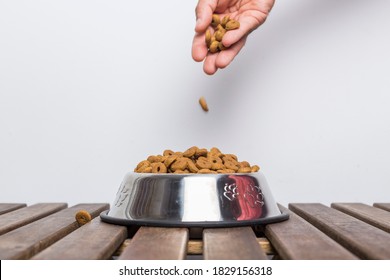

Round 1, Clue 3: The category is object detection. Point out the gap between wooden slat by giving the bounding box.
[0,204,27,215]
[0,203,68,236]
[331,203,390,233]
[373,203,390,212]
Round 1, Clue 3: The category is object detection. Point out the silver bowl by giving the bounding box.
[100,171,288,228]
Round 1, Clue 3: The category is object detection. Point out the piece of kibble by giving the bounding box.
[199,96,209,112]
[205,29,212,48]
[75,210,92,225]
[214,29,226,42]
[211,14,221,27]
[251,165,260,172]
[209,40,219,53]
[151,162,167,173]
[221,15,230,28]
[225,19,240,30]
[134,147,260,174]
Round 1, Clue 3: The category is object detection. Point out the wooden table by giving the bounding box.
[0,202,389,260]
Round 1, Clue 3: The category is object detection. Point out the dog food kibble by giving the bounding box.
[75,210,92,225]
[211,14,221,27]
[205,14,240,53]
[151,162,167,173]
[134,147,260,174]
[225,19,240,31]
[199,96,209,112]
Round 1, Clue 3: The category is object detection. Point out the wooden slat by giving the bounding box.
[332,203,390,233]
[118,227,188,260]
[32,217,127,260]
[0,203,109,259]
[203,227,267,260]
[188,237,273,255]
[289,203,390,260]
[115,237,273,257]
[0,203,67,236]
[374,203,390,212]
[264,205,358,260]
[0,203,26,215]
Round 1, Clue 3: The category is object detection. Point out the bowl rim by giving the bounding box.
[127,171,263,176]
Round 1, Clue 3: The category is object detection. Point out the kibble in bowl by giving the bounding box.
[134,147,260,174]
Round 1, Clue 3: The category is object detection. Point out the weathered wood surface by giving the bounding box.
[289,203,390,260]
[115,237,273,257]
[203,227,267,260]
[265,205,358,260]
[331,203,390,233]
[118,227,189,260]
[0,203,109,259]
[0,203,67,236]
[1,201,389,260]
[374,203,390,212]
[32,217,127,260]
[0,203,26,215]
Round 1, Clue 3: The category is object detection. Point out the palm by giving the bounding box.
[192,0,275,75]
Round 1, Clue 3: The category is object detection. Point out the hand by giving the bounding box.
[192,0,275,75]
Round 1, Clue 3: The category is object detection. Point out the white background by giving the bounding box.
[1,0,389,208]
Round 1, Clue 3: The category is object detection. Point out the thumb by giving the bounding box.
[195,0,217,33]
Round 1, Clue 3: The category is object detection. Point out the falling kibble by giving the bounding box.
[199,96,209,112]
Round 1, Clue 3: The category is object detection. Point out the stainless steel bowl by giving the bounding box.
[100,171,288,228]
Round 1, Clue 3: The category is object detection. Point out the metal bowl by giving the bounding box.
[100,171,288,228]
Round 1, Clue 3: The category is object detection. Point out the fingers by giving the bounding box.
[192,31,208,62]
[203,53,218,75]
[194,0,217,33]
[215,37,246,69]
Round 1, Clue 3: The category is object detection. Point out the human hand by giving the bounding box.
[192,0,275,75]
